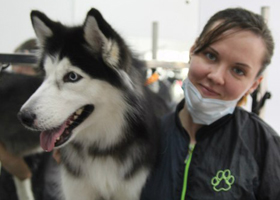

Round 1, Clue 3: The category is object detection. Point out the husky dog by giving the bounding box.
[0,72,43,200]
[0,72,42,156]
[18,8,165,200]
[1,72,61,200]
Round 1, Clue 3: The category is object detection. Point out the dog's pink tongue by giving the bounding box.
[40,122,67,152]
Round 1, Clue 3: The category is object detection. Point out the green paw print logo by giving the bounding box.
[211,169,235,192]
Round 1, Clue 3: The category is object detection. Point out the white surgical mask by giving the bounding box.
[182,78,241,125]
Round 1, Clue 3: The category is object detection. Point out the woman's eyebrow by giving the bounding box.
[208,46,219,55]
[235,62,252,69]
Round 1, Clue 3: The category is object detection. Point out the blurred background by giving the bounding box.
[0,0,279,133]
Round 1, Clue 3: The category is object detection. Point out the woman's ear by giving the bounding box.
[247,75,263,95]
[238,76,263,107]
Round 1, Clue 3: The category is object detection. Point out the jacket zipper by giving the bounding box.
[181,144,195,200]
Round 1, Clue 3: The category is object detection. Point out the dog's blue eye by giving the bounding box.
[64,72,82,83]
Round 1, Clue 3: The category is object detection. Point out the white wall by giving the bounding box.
[0,0,199,57]
[0,0,73,53]
[73,0,200,61]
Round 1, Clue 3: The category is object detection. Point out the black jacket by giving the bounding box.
[141,100,280,200]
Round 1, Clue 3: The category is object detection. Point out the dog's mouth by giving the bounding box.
[40,105,94,152]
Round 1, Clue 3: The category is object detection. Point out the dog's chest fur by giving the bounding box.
[59,141,149,200]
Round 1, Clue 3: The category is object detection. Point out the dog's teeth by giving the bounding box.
[76,108,83,115]
[57,137,60,141]
[74,115,78,120]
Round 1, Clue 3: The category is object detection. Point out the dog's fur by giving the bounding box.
[0,72,43,200]
[0,72,42,155]
[0,72,62,200]
[18,8,167,200]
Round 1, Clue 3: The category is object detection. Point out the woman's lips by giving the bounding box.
[199,84,220,97]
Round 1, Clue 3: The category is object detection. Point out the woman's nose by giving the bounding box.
[207,66,225,85]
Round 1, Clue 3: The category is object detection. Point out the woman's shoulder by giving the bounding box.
[159,111,178,139]
[230,107,280,177]
[234,106,279,138]
[233,107,280,163]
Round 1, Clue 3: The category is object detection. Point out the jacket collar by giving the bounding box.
[175,99,234,141]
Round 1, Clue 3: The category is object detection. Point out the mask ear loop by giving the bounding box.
[237,76,263,107]
[237,94,248,107]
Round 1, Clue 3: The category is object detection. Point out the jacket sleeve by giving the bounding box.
[256,133,280,200]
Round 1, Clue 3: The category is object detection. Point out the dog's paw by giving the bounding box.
[211,169,235,192]
[13,177,35,200]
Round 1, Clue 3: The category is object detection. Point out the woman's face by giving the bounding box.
[188,30,265,101]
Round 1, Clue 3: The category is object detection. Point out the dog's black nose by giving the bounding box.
[18,111,36,127]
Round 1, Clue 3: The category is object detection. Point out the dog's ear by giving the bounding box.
[30,11,54,48]
[83,8,120,68]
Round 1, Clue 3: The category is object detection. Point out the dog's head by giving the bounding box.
[18,8,145,152]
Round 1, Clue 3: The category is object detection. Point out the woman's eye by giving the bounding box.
[63,72,82,82]
[205,52,217,61]
[232,68,245,76]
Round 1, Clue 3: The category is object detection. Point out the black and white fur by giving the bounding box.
[18,8,165,200]
[0,72,42,200]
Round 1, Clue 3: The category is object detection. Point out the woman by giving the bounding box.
[141,7,280,200]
